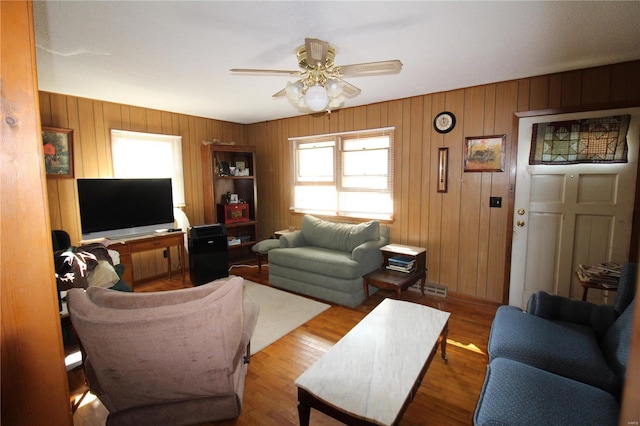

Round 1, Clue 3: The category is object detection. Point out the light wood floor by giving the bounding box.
[70,263,498,425]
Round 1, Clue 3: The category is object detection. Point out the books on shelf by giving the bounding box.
[576,262,621,288]
[387,255,416,273]
[388,255,414,266]
[386,264,416,273]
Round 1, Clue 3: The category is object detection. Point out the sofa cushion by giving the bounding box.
[474,358,619,426]
[301,215,353,252]
[347,220,380,251]
[488,305,620,395]
[269,246,362,279]
[300,215,380,253]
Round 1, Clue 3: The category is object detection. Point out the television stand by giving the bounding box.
[106,232,186,291]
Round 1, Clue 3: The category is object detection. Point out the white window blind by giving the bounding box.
[110,130,185,207]
[291,127,394,220]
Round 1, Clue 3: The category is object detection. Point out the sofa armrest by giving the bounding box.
[527,291,616,338]
[279,230,307,248]
[352,235,389,274]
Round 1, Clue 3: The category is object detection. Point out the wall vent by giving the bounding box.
[410,282,448,298]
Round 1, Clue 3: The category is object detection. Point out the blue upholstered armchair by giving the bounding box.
[527,263,636,339]
[475,263,637,426]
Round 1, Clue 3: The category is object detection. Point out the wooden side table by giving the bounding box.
[576,272,619,301]
[363,244,427,299]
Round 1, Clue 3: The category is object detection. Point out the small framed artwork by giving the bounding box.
[42,127,74,178]
[464,134,506,172]
[437,147,449,193]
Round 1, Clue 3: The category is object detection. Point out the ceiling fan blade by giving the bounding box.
[230,68,301,76]
[305,38,329,67]
[272,88,287,98]
[337,60,403,77]
[340,79,361,97]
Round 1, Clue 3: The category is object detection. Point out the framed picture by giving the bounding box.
[437,147,449,193]
[42,127,74,178]
[464,134,506,172]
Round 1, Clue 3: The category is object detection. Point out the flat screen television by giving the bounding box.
[77,178,175,240]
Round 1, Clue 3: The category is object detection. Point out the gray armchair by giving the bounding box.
[67,276,259,426]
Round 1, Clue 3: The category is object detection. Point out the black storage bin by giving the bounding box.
[188,224,229,285]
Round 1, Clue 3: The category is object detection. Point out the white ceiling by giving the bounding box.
[33,1,640,125]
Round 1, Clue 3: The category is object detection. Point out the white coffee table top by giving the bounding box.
[295,299,450,425]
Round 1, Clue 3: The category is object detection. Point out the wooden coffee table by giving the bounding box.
[295,299,450,426]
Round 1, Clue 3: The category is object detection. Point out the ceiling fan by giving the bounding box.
[230,38,402,113]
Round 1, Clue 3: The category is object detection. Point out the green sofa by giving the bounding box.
[268,215,389,308]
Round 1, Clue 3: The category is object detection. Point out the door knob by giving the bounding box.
[516,220,525,227]
[517,208,525,215]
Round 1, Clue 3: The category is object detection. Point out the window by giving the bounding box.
[529,115,630,164]
[110,130,185,207]
[291,127,394,220]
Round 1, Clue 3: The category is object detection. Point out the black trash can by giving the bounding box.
[188,224,229,285]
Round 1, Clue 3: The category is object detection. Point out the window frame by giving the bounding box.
[110,129,185,207]
[290,127,394,220]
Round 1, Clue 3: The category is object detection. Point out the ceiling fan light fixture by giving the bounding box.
[329,95,345,109]
[325,78,344,97]
[304,84,329,112]
[285,80,304,100]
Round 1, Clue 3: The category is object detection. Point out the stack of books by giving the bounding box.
[576,262,621,289]
[387,255,416,273]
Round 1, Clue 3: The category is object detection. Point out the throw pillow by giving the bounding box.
[86,260,121,288]
[301,215,352,252]
[347,220,380,251]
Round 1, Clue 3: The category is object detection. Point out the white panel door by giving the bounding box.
[510,108,640,308]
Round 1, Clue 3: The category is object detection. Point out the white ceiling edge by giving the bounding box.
[33,1,640,125]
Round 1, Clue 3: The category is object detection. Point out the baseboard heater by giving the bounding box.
[410,282,448,298]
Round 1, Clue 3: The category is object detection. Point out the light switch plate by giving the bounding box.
[490,197,502,208]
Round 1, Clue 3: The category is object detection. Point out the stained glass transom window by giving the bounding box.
[529,115,630,165]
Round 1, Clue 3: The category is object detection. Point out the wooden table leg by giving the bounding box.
[440,322,449,361]
[297,388,311,426]
[363,278,370,299]
[420,271,426,296]
[180,244,186,287]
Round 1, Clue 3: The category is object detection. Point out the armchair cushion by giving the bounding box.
[488,305,620,396]
[475,358,619,426]
[527,263,637,339]
[300,214,380,252]
[526,292,616,339]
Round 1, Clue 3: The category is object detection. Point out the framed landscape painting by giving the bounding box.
[42,127,74,178]
[464,134,506,172]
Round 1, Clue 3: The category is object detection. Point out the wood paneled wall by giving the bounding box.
[248,60,640,303]
[2,1,72,424]
[39,92,247,279]
[42,60,640,301]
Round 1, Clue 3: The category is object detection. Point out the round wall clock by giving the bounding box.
[434,111,456,134]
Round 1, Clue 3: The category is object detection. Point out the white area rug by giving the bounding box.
[243,279,331,354]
